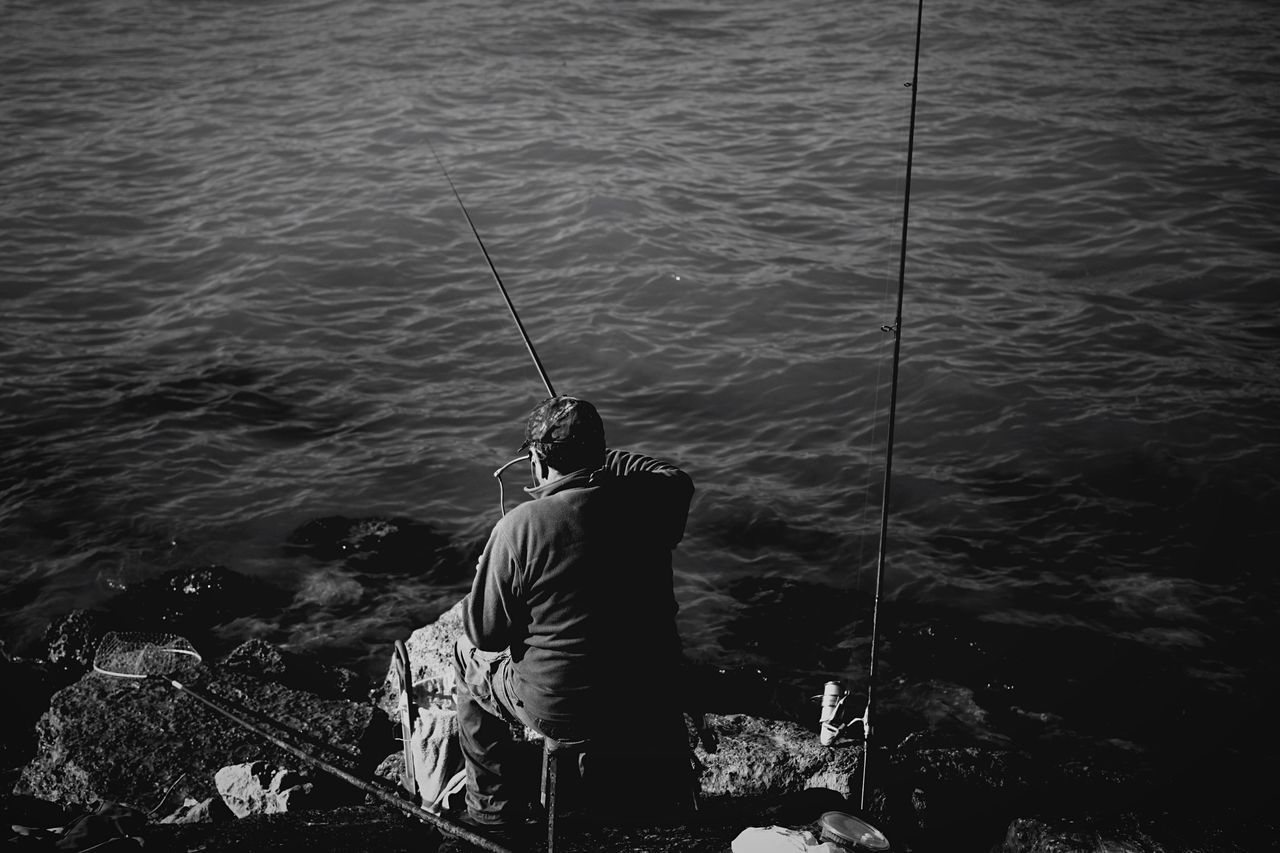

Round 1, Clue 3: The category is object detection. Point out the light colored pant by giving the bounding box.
[452,635,543,824]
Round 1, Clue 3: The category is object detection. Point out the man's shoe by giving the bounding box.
[438,811,537,852]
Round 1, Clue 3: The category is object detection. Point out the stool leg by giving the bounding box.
[546,753,558,853]
[541,744,551,807]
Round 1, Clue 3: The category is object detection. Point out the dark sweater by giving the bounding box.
[463,448,694,727]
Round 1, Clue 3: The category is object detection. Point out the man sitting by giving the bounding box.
[453,396,695,839]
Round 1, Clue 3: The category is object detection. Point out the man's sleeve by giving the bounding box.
[463,520,522,651]
[604,448,695,547]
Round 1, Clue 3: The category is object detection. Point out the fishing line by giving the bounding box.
[492,453,531,517]
[857,0,927,814]
[422,137,556,399]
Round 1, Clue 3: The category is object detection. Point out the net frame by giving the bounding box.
[92,631,203,679]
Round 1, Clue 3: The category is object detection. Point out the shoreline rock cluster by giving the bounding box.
[2,563,1270,851]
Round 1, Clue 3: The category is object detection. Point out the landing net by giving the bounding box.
[92,631,202,679]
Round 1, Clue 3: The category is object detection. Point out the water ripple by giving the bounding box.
[1,0,1278,759]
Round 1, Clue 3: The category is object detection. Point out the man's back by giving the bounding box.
[465,449,692,727]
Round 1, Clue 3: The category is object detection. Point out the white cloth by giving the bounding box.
[409,687,466,812]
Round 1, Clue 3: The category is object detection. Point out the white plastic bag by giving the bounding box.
[730,826,844,853]
[410,680,465,811]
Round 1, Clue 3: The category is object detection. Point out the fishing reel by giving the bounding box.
[817,681,870,746]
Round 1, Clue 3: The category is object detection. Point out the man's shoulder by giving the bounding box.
[495,493,569,533]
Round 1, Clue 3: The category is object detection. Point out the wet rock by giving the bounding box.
[372,751,404,790]
[221,638,367,700]
[102,564,289,634]
[14,641,379,813]
[42,609,105,673]
[284,515,464,577]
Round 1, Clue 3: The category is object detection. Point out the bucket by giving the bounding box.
[817,811,891,852]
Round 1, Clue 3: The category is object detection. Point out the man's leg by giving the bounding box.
[452,635,530,826]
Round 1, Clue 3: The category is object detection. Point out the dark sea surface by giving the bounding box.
[3,0,1278,791]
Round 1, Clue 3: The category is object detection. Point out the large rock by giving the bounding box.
[215,761,320,818]
[695,714,864,802]
[100,564,289,635]
[375,598,466,721]
[42,609,105,673]
[221,638,367,701]
[283,515,468,578]
[14,641,379,813]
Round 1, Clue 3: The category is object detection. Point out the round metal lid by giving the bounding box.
[818,811,891,851]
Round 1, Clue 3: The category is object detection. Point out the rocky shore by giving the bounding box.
[2,561,1271,852]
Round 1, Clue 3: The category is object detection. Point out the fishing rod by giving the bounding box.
[858,0,926,813]
[420,138,562,515]
[423,138,556,399]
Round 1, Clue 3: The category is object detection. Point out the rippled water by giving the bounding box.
[3,0,1278,774]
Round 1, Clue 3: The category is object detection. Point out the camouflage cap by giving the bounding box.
[520,396,606,454]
